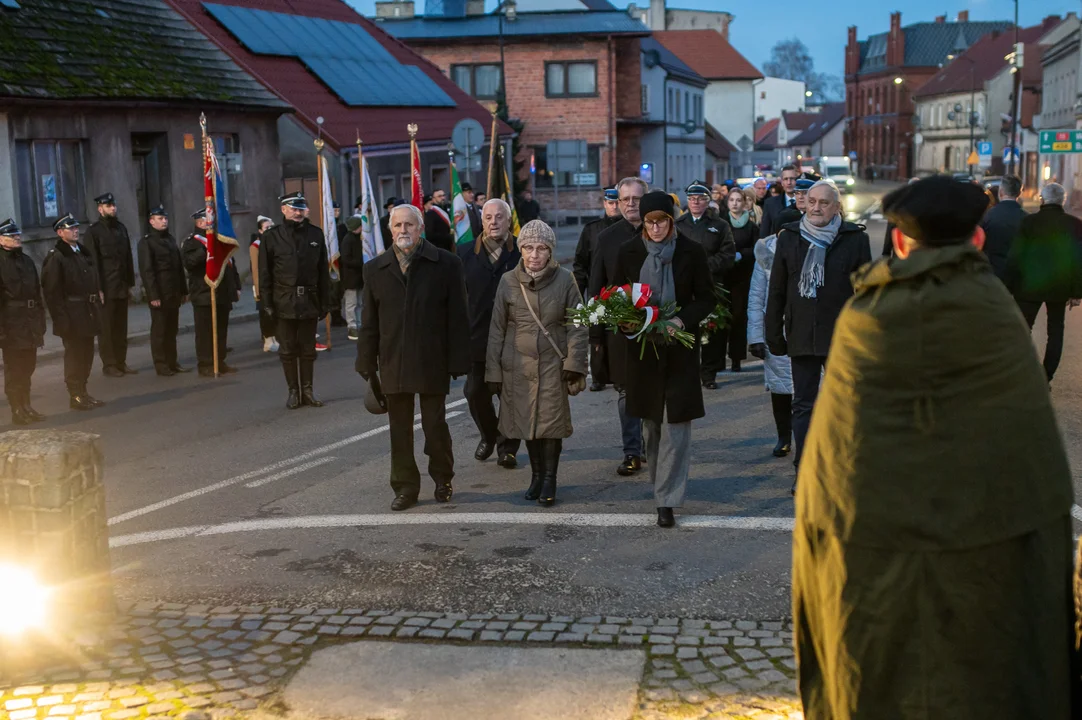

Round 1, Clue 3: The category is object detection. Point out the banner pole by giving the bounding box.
[201,113,220,378]
[315,133,332,351]
[486,110,498,200]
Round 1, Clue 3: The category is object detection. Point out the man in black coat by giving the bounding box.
[760,165,800,237]
[460,183,484,239]
[0,218,47,424]
[84,192,136,377]
[41,214,105,411]
[765,181,871,482]
[357,203,471,511]
[675,180,735,386]
[260,192,332,409]
[591,177,647,477]
[573,186,622,391]
[339,215,366,341]
[423,191,454,252]
[138,206,189,377]
[1004,182,1082,384]
[183,209,241,378]
[979,175,1025,280]
[458,198,522,468]
[518,190,541,224]
[379,198,396,250]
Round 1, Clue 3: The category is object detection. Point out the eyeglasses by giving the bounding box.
[618,196,641,205]
[644,219,670,228]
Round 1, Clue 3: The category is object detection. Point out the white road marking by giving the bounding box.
[244,456,340,488]
[108,512,795,548]
[1072,504,1082,523]
[107,399,469,526]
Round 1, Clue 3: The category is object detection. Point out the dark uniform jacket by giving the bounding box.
[357,240,471,396]
[1004,204,1082,303]
[182,230,240,308]
[84,216,134,300]
[760,194,797,238]
[41,240,101,339]
[518,198,541,225]
[137,229,186,308]
[424,208,454,253]
[338,230,365,291]
[458,237,521,363]
[258,219,331,319]
[572,214,622,292]
[979,199,1026,279]
[590,218,638,385]
[0,246,46,349]
[465,203,483,239]
[380,213,393,249]
[675,211,736,282]
[613,233,714,425]
[765,220,872,358]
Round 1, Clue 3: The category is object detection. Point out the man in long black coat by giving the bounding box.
[458,198,521,468]
[759,166,799,237]
[573,186,622,391]
[84,192,136,377]
[591,177,647,477]
[0,218,46,424]
[260,192,331,409]
[339,215,366,341]
[41,214,105,411]
[979,175,1025,280]
[766,181,871,485]
[357,203,470,512]
[138,206,189,377]
[183,209,241,378]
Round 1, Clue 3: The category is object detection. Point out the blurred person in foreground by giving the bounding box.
[793,175,1076,719]
[1004,182,1082,386]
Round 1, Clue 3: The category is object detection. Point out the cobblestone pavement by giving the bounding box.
[1,603,803,720]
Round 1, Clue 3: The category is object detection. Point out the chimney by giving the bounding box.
[890,11,901,31]
[888,12,902,66]
[935,15,946,23]
[375,0,415,19]
[649,0,666,31]
[846,26,858,75]
[466,0,484,15]
[957,10,968,22]
[1044,14,1062,27]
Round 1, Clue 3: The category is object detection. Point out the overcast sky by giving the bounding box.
[347,0,1071,79]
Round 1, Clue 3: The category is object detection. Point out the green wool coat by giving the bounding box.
[793,244,1078,720]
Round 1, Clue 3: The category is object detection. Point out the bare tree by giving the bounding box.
[763,38,843,102]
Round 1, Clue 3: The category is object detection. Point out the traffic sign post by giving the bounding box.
[976,141,992,169]
[1038,130,1082,154]
[451,118,486,185]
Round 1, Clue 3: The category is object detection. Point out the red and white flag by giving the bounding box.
[410,134,424,210]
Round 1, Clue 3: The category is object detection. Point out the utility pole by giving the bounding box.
[1008,0,1020,176]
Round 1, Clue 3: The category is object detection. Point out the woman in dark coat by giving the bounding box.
[614,192,714,528]
[719,187,759,371]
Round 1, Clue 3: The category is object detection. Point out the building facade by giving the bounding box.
[628,0,732,40]
[753,78,808,124]
[1041,28,1082,204]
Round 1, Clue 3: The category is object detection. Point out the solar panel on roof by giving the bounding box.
[202,2,455,108]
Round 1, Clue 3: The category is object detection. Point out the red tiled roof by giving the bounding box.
[781,111,819,133]
[754,118,779,146]
[653,30,763,82]
[166,0,511,151]
[912,17,1064,100]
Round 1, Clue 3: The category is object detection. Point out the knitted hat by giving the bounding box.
[345,215,364,233]
[640,190,675,219]
[517,219,556,249]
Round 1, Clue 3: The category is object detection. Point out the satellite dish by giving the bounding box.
[643,49,661,69]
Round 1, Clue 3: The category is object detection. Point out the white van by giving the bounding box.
[817,157,855,193]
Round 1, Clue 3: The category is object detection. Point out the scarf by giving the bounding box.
[393,240,421,275]
[640,228,677,305]
[797,214,842,299]
[482,234,504,265]
[728,211,750,229]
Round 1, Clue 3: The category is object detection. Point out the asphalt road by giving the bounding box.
[25,186,1027,624]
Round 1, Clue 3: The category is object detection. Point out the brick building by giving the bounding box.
[845,11,1012,180]
[378,1,649,222]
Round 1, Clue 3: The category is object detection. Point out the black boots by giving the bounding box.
[283,359,301,409]
[300,359,323,407]
[770,393,792,457]
[10,391,45,425]
[524,440,543,501]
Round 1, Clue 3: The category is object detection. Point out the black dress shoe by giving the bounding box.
[171,364,192,373]
[198,367,215,377]
[219,363,239,374]
[616,454,641,476]
[391,495,417,511]
[790,480,797,496]
[434,482,453,503]
[69,395,93,411]
[23,405,45,422]
[86,395,106,408]
[121,364,139,375]
[772,440,791,458]
[730,360,741,373]
[497,452,517,469]
[155,366,176,377]
[102,366,125,378]
[589,382,605,392]
[702,381,717,390]
[474,439,495,462]
[657,507,675,528]
[11,407,31,425]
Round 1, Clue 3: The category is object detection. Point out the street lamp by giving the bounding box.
[497,0,517,113]
[893,77,903,85]
[0,563,50,637]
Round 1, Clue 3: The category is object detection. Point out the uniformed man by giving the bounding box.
[84,192,136,377]
[675,180,735,388]
[137,206,189,376]
[0,219,46,424]
[572,185,622,391]
[41,214,105,411]
[259,192,331,409]
[182,209,240,377]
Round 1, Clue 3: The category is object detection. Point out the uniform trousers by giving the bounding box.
[589,341,609,386]
[791,355,827,468]
[643,417,691,508]
[149,306,179,371]
[2,347,36,404]
[98,298,128,369]
[277,317,318,362]
[386,393,454,499]
[62,336,95,395]
[193,305,230,370]
[464,360,520,457]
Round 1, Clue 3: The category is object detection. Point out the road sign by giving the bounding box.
[1003,146,1020,164]
[966,149,979,167]
[572,173,597,186]
[451,118,485,178]
[977,141,992,168]
[1038,130,1082,154]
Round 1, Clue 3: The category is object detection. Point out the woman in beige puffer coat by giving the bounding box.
[486,220,588,506]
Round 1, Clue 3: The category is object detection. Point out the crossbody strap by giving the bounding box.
[519,281,565,361]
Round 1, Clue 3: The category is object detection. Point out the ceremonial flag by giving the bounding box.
[318,153,340,274]
[450,158,474,247]
[493,145,521,236]
[357,155,384,262]
[202,135,239,287]
[409,129,424,210]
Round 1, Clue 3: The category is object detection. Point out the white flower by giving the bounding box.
[587,297,598,308]
[571,318,582,327]
[700,335,710,345]
[576,303,584,311]
[595,305,606,318]
[589,313,599,325]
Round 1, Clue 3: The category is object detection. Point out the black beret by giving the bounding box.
[0,218,20,235]
[53,213,79,231]
[640,190,674,219]
[423,194,433,204]
[332,200,340,210]
[383,197,398,209]
[94,192,115,205]
[882,175,989,247]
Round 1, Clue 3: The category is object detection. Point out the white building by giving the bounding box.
[638,37,707,198]
[627,0,733,40]
[753,77,807,124]
[1041,28,1081,204]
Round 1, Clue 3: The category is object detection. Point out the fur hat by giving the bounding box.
[517,219,556,249]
